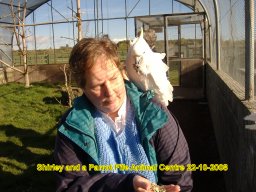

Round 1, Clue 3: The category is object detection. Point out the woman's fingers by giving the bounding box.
[133,175,181,192]
[164,184,181,192]
[133,175,151,192]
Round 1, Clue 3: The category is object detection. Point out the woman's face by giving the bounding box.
[83,55,126,117]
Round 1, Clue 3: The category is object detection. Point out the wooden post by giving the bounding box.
[76,0,82,41]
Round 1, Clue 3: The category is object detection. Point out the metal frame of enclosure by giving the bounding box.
[135,12,206,99]
[0,1,256,192]
[0,0,255,99]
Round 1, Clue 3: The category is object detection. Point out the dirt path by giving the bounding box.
[168,99,226,192]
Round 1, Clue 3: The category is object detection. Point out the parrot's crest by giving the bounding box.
[125,28,174,106]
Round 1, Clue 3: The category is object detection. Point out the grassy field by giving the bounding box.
[0,83,68,192]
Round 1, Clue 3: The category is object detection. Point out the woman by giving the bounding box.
[54,37,193,192]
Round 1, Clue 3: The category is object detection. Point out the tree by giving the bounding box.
[60,64,74,107]
[60,0,82,106]
[0,0,30,87]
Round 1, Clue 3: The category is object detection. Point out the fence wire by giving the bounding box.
[0,0,254,94]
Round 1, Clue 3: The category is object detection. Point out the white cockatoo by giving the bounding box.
[125,28,173,106]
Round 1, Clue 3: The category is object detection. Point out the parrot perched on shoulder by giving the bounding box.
[125,28,173,106]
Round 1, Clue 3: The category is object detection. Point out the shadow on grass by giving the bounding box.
[42,87,83,107]
[43,89,73,106]
[32,82,61,88]
[0,124,57,192]
[43,95,69,106]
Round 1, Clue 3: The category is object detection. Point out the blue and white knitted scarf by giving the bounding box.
[94,101,156,182]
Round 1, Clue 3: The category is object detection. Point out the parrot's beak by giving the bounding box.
[139,27,143,39]
[132,56,141,74]
[135,56,140,65]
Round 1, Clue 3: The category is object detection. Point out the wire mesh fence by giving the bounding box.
[0,0,254,95]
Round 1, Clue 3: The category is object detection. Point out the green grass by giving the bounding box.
[169,62,180,86]
[0,83,68,192]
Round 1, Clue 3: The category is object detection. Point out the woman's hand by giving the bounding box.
[133,175,151,192]
[133,175,181,192]
[163,184,180,192]
[151,183,180,192]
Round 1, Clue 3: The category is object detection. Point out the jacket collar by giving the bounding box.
[65,80,167,141]
[124,80,168,142]
[65,94,96,138]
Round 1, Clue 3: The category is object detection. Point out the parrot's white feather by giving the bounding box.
[125,28,174,106]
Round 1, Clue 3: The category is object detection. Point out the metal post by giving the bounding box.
[76,0,82,41]
[245,0,254,100]
[149,0,151,15]
[101,0,103,35]
[50,0,56,64]
[178,25,181,58]
[94,0,96,37]
[213,0,220,70]
[125,0,128,41]
[203,14,206,61]
[71,0,75,45]
[164,16,169,75]
[195,23,196,56]
[33,12,37,65]
[203,14,207,98]
[209,24,212,62]
[198,0,211,61]
[96,0,99,37]
[172,0,174,13]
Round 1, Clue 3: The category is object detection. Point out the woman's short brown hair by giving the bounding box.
[69,37,122,88]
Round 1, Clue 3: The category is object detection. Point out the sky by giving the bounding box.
[20,0,195,50]
[7,0,252,50]
[11,0,249,49]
